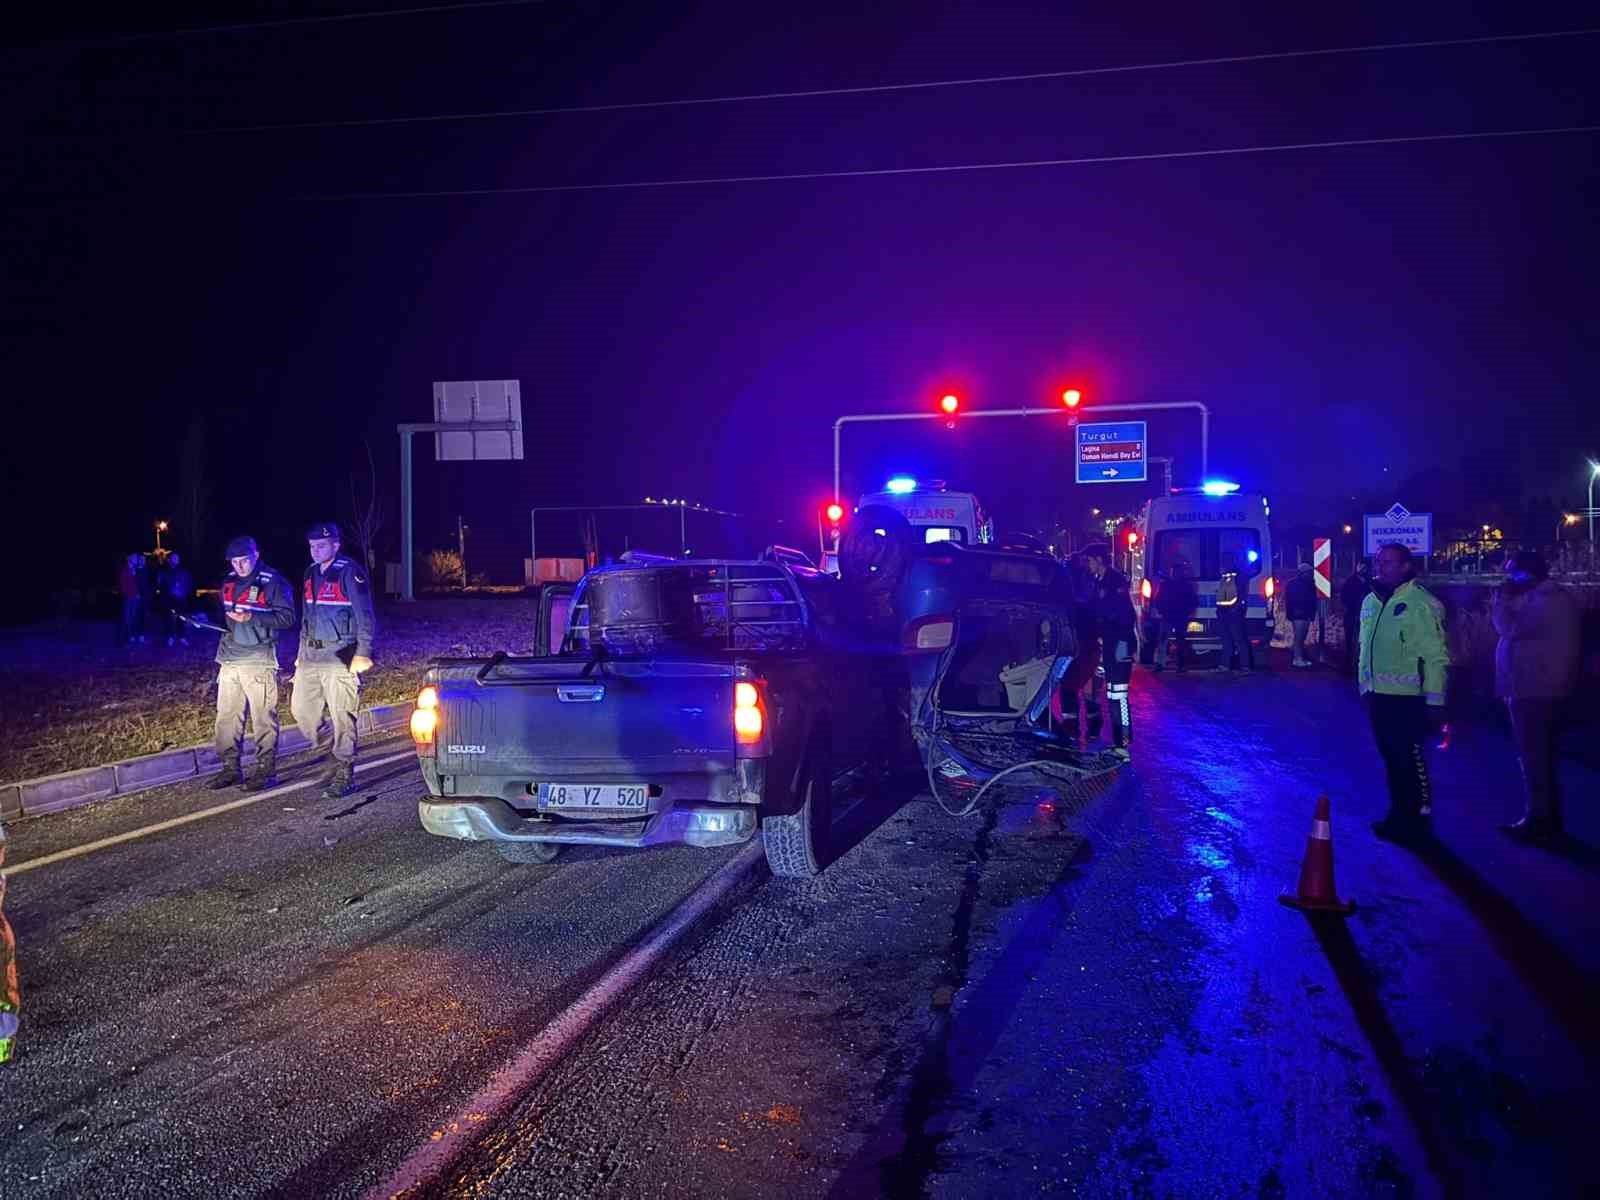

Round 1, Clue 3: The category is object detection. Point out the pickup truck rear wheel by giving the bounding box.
[763,741,831,878]
[495,840,562,864]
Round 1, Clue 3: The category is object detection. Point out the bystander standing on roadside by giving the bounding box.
[0,815,19,1064]
[210,536,298,792]
[1339,559,1372,676]
[1359,543,1451,844]
[115,554,142,645]
[158,552,195,646]
[1286,562,1319,668]
[294,523,377,800]
[136,553,156,644]
[1154,561,1197,673]
[1493,550,1582,845]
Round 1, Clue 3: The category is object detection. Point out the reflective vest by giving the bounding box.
[1358,579,1450,705]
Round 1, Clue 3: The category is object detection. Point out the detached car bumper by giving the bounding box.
[418,794,757,849]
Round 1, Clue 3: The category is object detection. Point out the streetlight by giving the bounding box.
[154,520,168,552]
[1558,513,1579,544]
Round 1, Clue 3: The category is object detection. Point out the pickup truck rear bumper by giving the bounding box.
[418,794,757,849]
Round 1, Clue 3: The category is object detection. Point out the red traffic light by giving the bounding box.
[825,502,844,524]
[1127,530,1139,547]
[1062,388,1082,408]
[939,394,960,415]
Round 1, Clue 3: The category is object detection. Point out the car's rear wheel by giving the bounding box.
[495,840,562,864]
[763,739,832,878]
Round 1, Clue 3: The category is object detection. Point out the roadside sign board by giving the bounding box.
[432,380,524,461]
[1312,537,1332,598]
[1075,421,1148,484]
[1363,502,1432,555]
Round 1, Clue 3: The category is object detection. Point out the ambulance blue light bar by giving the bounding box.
[1200,481,1241,496]
[885,477,918,494]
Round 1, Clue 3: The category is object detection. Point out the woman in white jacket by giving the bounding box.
[1493,551,1582,844]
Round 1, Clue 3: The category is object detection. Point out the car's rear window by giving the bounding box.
[566,566,806,655]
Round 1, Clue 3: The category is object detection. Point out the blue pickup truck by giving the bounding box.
[410,553,899,877]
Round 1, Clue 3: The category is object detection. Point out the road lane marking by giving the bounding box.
[364,838,767,1200]
[6,748,419,876]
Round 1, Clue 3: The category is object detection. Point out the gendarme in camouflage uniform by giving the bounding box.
[293,522,377,799]
[213,536,298,792]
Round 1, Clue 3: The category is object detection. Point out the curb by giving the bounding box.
[2,702,413,821]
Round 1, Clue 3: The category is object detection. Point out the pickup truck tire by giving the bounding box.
[495,840,563,864]
[763,739,831,878]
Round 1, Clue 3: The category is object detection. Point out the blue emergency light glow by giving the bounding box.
[885,477,918,495]
[1247,550,1260,563]
[1201,481,1241,496]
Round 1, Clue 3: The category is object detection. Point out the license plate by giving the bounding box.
[538,783,648,811]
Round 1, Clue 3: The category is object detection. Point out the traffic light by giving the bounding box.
[939,393,960,415]
[822,501,844,546]
[1062,388,1082,409]
[1127,530,1139,548]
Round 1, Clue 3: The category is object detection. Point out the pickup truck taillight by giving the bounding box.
[411,685,439,754]
[735,680,770,758]
[903,615,955,653]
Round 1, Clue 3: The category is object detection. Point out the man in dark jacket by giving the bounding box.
[212,536,298,791]
[1083,543,1137,757]
[158,552,195,646]
[292,522,377,799]
[1057,554,1102,744]
[1339,560,1372,676]
[1286,562,1319,668]
[1154,562,1198,672]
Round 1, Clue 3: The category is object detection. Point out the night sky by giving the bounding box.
[5,1,1597,614]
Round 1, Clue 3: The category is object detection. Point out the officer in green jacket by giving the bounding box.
[1358,542,1451,843]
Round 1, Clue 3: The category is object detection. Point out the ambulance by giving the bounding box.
[1129,482,1274,656]
[855,478,995,546]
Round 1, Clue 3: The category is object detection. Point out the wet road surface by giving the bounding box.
[2,664,1595,1198]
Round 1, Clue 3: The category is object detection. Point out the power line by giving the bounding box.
[23,0,547,49]
[212,26,1600,134]
[319,124,1600,199]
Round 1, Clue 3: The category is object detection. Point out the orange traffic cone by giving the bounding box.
[1279,794,1355,914]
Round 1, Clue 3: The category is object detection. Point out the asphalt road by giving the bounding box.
[2,661,1596,1198]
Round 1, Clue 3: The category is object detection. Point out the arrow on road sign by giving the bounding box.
[1101,467,1120,478]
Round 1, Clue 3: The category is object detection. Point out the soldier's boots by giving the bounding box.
[321,762,355,801]
[242,755,278,793]
[207,756,244,790]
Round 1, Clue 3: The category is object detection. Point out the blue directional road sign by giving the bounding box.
[1075,420,1148,484]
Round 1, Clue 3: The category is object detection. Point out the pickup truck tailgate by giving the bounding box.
[431,657,737,778]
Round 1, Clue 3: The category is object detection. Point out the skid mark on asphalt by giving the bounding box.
[832,768,1134,1197]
